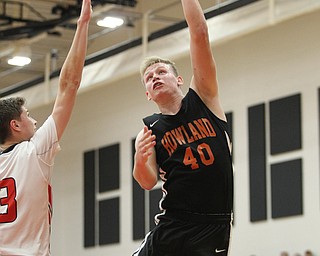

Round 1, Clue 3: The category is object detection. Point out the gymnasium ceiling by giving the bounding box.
[0,0,229,95]
[2,0,318,97]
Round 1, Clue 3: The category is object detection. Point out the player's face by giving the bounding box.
[18,107,37,141]
[143,63,182,101]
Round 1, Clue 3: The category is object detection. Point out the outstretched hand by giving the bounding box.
[79,0,92,23]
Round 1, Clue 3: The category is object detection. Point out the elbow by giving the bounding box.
[192,23,209,42]
[59,78,81,93]
[60,67,83,89]
[140,181,157,191]
[65,74,81,88]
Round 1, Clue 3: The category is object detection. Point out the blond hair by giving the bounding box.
[140,56,179,82]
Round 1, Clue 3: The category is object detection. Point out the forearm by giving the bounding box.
[133,159,158,190]
[59,19,90,90]
[181,0,208,36]
[181,0,211,72]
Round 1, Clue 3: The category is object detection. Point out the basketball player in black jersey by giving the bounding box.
[132,0,233,256]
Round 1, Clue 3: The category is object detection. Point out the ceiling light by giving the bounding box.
[8,56,31,66]
[97,16,124,28]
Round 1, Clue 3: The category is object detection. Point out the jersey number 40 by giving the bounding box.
[183,142,215,170]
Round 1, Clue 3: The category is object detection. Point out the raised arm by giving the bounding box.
[52,0,92,140]
[181,0,226,121]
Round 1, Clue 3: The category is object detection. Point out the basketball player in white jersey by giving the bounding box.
[0,0,92,254]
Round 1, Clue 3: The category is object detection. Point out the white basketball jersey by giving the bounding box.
[0,115,60,255]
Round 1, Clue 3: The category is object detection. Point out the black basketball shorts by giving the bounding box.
[132,212,232,256]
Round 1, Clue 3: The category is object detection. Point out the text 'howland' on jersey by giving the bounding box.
[161,118,216,156]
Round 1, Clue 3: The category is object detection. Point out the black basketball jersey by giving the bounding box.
[143,88,233,215]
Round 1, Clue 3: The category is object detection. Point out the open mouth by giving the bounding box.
[153,82,163,90]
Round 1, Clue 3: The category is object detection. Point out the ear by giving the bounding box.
[10,120,21,132]
[177,75,184,87]
[146,91,152,101]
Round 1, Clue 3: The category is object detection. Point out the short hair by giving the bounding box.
[140,56,179,83]
[0,97,25,144]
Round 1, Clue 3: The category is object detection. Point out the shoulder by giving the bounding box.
[143,113,161,126]
[189,88,227,122]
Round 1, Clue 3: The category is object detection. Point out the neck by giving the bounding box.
[157,93,184,115]
[159,98,183,115]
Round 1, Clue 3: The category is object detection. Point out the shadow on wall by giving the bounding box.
[280,250,314,256]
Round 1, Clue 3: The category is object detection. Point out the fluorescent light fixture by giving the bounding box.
[97,16,124,28]
[8,56,31,66]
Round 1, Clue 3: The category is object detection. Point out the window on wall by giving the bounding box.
[83,143,120,248]
[248,94,303,222]
[131,182,162,240]
[249,103,267,221]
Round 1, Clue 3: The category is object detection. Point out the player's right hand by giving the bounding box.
[135,126,156,165]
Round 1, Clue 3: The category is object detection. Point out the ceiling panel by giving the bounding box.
[0,0,230,94]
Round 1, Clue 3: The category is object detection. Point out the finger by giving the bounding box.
[143,125,151,135]
[142,142,156,157]
[144,139,156,151]
[139,139,156,157]
[139,137,155,154]
[139,140,153,153]
[142,127,153,140]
